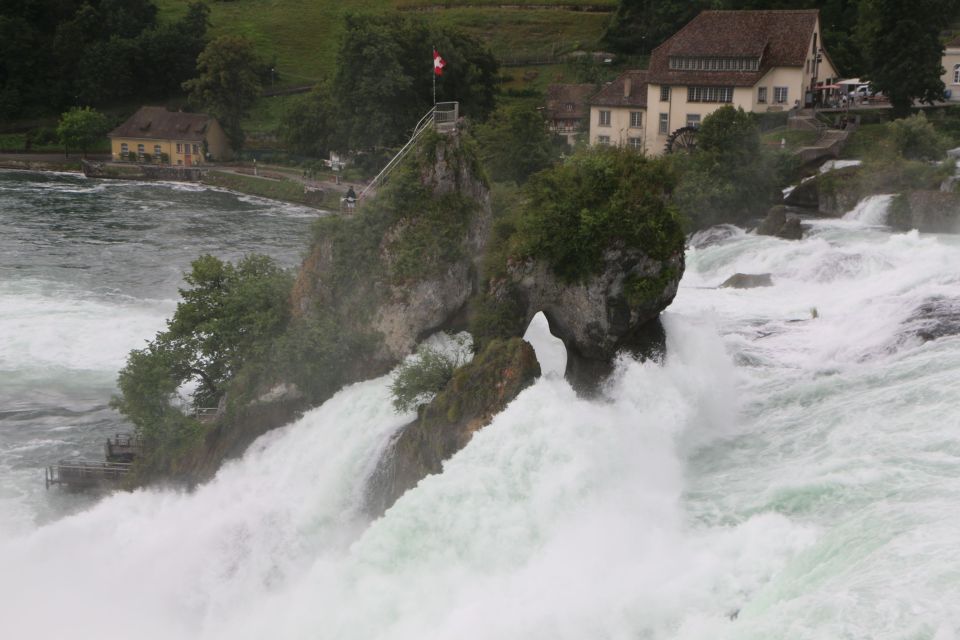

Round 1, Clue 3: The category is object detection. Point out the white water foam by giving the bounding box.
[842,193,895,225]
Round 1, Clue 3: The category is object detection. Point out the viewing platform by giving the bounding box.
[105,432,143,463]
[45,460,132,490]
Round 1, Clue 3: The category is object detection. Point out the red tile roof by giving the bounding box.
[545,84,597,120]
[589,70,649,108]
[108,106,215,142]
[648,10,820,87]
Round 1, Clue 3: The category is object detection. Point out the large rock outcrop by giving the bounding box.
[488,245,682,387]
[888,191,960,233]
[756,205,803,240]
[366,338,541,515]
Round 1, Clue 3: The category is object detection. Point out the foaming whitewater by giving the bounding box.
[5,172,960,638]
[0,170,321,536]
[843,193,894,224]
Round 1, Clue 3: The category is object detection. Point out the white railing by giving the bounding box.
[359,102,459,200]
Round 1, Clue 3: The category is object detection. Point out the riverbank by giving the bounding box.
[0,152,95,172]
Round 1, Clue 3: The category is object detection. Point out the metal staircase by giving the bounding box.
[359,102,458,201]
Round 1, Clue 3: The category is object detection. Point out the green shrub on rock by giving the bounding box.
[888,112,949,161]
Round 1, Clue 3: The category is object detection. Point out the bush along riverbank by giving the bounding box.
[112,130,687,501]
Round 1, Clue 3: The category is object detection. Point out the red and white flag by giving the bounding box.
[433,49,446,76]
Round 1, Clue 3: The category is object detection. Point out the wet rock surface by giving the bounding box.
[720,273,774,288]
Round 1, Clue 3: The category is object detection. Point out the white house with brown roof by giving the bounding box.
[108,106,232,165]
[942,35,960,101]
[545,83,596,144]
[588,70,649,150]
[642,9,838,155]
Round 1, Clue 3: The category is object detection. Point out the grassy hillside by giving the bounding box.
[155,0,610,86]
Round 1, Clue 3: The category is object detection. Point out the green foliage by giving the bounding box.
[475,102,558,184]
[279,85,335,157]
[887,112,949,160]
[390,339,469,413]
[625,266,678,309]
[183,35,264,151]
[516,146,684,282]
[670,105,779,229]
[856,0,955,115]
[112,253,290,470]
[0,0,208,116]
[56,106,110,156]
[331,13,498,150]
[603,0,709,55]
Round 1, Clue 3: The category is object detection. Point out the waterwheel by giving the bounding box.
[664,126,698,154]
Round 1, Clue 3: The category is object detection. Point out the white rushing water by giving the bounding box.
[3,170,960,638]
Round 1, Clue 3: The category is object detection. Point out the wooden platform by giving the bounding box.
[45,460,131,490]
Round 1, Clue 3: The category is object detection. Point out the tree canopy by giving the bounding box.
[330,14,498,151]
[856,0,957,115]
[474,102,558,184]
[183,35,264,151]
[57,106,110,156]
[0,0,209,118]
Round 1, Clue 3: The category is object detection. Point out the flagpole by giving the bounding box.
[432,46,436,105]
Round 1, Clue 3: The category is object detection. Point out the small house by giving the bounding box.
[108,107,232,165]
[587,70,649,150]
[544,83,596,145]
[942,35,960,101]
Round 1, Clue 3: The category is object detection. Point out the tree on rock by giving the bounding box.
[475,103,556,184]
[857,0,957,115]
[183,35,263,151]
[57,106,110,157]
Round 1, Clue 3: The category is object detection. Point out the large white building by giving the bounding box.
[589,10,839,155]
[942,34,960,101]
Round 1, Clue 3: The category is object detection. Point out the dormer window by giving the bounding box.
[564,102,574,112]
[669,56,759,72]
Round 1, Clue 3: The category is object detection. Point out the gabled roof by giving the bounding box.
[589,70,649,108]
[648,10,821,87]
[545,84,596,120]
[108,106,215,141]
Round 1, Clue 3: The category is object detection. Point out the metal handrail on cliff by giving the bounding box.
[358,102,458,201]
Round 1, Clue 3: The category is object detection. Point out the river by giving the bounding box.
[1,169,958,638]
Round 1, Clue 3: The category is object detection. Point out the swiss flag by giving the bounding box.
[433,49,446,76]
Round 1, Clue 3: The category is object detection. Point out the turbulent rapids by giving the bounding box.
[3,170,960,638]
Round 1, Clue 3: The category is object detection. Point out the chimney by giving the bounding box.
[624,77,632,98]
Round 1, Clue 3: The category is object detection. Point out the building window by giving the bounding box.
[659,113,669,135]
[598,110,611,127]
[686,114,701,128]
[668,56,759,72]
[154,144,162,156]
[774,86,789,104]
[660,85,670,102]
[564,102,574,112]
[687,86,734,103]
[120,143,128,156]
[954,64,960,84]
[629,111,643,128]
[627,137,643,149]
[192,144,199,154]
[758,87,768,104]
[597,135,610,145]
[176,143,182,153]
[137,143,144,160]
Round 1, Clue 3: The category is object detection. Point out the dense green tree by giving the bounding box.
[517,147,684,282]
[856,0,956,115]
[475,102,556,184]
[603,0,711,55]
[888,112,949,160]
[56,105,109,156]
[0,0,208,117]
[279,85,335,157]
[331,13,498,150]
[183,35,263,151]
[670,106,779,229]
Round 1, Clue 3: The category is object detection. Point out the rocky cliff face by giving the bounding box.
[366,338,540,515]
[888,191,960,233]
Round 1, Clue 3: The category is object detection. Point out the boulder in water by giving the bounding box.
[901,296,960,343]
[720,273,773,288]
[366,338,541,515]
[756,205,804,240]
[887,191,960,233]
